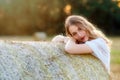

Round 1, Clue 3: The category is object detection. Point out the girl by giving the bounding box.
[52,15,112,74]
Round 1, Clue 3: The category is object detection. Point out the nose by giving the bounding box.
[77,32,82,37]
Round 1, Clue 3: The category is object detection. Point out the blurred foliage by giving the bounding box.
[68,0,120,35]
[0,0,120,35]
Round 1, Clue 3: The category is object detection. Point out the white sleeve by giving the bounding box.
[85,38,110,73]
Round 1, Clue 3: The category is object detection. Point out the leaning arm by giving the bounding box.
[65,39,93,54]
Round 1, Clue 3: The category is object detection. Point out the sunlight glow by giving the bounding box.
[112,0,120,7]
[118,2,120,7]
[64,4,72,15]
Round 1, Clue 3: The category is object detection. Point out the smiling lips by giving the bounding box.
[81,36,85,42]
[77,36,85,43]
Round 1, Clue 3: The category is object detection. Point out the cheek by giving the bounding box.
[86,31,89,37]
[83,30,88,35]
[72,36,79,41]
[85,32,89,40]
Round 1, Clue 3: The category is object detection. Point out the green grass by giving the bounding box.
[111,50,120,64]
[109,36,120,64]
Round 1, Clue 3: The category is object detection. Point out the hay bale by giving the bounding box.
[0,40,109,80]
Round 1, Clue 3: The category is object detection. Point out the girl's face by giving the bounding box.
[68,25,89,43]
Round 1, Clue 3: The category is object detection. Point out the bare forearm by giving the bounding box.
[65,39,92,54]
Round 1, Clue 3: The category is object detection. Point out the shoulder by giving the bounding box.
[85,38,110,53]
[86,38,107,46]
[85,38,110,73]
[87,38,105,43]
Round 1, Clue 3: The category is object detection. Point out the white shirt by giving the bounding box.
[85,38,110,74]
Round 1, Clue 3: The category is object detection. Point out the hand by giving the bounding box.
[66,38,76,45]
[52,35,65,43]
[63,37,70,44]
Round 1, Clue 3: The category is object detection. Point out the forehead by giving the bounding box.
[68,25,78,33]
[68,24,83,31]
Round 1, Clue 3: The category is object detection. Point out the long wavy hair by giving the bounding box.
[65,15,112,47]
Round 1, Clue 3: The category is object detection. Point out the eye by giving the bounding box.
[72,32,77,36]
[78,27,81,31]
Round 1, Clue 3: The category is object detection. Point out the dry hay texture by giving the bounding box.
[0,40,109,80]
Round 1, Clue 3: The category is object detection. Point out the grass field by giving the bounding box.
[109,37,120,79]
[0,36,120,79]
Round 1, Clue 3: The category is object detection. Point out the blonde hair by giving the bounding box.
[65,15,112,47]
